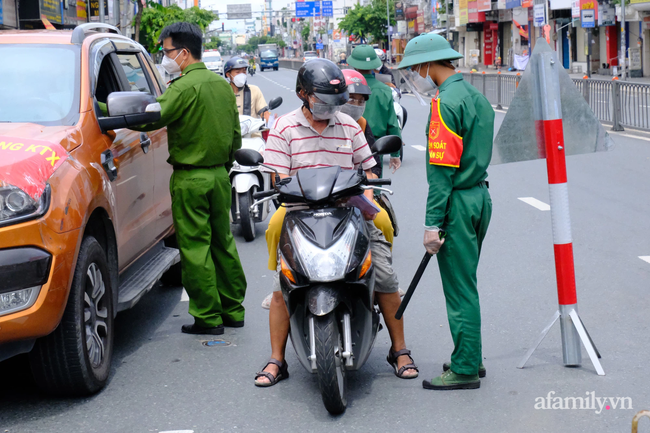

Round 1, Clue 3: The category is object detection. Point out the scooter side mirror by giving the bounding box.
[235,149,264,166]
[373,135,402,155]
[268,97,283,110]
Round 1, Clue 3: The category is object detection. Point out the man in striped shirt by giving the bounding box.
[254,59,418,387]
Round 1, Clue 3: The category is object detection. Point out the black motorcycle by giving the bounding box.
[235,136,402,415]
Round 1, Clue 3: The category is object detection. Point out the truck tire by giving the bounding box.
[29,236,114,396]
[161,234,182,287]
[314,313,347,415]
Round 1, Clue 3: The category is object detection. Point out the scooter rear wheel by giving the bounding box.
[238,190,256,242]
[314,313,347,414]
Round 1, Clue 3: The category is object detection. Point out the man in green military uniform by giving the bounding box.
[398,33,494,389]
[134,22,247,335]
[347,45,402,174]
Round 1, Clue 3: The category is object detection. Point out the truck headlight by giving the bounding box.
[0,184,50,227]
[292,223,356,282]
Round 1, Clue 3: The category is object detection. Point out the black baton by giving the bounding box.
[395,252,432,320]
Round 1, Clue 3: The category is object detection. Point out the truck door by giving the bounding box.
[93,46,156,269]
[138,51,174,238]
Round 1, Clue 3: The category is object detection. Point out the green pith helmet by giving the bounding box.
[347,44,382,70]
[397,33,463,69]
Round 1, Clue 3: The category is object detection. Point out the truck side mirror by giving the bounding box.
[98,92,161,132]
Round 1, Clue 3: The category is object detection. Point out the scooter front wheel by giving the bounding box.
[238,190,256,242]
[314,313,347,414]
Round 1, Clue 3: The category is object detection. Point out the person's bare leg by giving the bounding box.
[376,291,418,377]
[256,291,290,384]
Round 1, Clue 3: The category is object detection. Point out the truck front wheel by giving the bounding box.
[30,236,114,396]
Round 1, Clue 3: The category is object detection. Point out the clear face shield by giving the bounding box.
[401,62,439,106]
[308,94,343,121]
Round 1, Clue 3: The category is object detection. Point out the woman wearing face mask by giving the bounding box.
[224,56,270,121]
[340,68,397,251]
[340,69,381,177]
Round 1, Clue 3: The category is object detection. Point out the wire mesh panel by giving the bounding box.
[620,83,650,131]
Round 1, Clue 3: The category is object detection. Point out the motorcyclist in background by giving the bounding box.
[374,48,397,87]
[224,56,269,121]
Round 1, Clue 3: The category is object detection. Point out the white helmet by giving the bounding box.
[374,48,386,62]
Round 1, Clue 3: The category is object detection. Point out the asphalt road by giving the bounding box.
[2,66,650,433]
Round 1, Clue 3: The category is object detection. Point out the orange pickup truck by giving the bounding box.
[0,24,180,396]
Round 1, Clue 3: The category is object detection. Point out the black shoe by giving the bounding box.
[223,319,245,328]
[181,324,224,335]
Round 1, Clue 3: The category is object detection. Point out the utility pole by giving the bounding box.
[99,0,105,23]
[446,0,451,43]
[620,0,626,80]
[387,0,392,63]
[586,28,591,77]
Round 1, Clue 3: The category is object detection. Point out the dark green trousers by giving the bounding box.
[437,183,491,376]
[170,166,247,327]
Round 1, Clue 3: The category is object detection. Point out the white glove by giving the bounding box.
[423,229,445,254]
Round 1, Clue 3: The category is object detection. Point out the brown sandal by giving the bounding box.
[254,358,289,387]
[387,348,419,379]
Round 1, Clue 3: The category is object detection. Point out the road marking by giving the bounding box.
[610,131,650,142]
[518,197,551,211]
[181,289,189,302]
[639,256,650,264]
[160,431,194,433]
[411,145,426,151]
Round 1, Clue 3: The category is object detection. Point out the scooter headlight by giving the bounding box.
[292,223,356,282]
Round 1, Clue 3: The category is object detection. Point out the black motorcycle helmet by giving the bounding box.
[224,56,249,75]
[296,59,349,106]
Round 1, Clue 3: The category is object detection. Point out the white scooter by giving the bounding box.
[391,87,407,161]
[230,97,282,241]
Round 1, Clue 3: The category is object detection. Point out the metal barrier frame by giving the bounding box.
[457,71,649,132]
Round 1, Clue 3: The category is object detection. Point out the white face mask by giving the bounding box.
[231,73,247,88]
[340,102,365,121]
[161,50,185,75]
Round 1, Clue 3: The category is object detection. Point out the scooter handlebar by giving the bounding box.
[253,189,277,200]
[366,178,392,186]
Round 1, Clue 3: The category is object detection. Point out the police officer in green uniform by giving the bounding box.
[134,22,247,335]
[347,45,402,173]
[398,33,493,390]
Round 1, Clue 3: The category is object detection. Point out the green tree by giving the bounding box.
[338,0,396,45]
[137,3,218,53]
[204,37,222,50]
[301,23,310,42]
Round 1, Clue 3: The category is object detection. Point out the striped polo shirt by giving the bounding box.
[264,107,377,176]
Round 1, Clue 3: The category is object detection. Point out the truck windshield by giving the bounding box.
[261,50,278,59]
[0,45,80,126]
